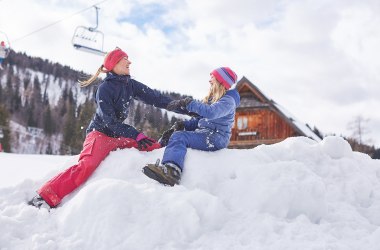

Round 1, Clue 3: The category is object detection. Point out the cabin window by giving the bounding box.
[237,116,248,130]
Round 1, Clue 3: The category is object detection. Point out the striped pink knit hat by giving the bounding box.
[211,67,237,90]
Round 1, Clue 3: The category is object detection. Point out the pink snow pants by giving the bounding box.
[38,131,160,207]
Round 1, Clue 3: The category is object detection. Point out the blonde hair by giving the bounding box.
[78,51,111,87]
[202,80,227,104]
[78,65,108,87]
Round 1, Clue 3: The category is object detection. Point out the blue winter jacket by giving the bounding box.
[183,89,240,137]
[86,73,173,139]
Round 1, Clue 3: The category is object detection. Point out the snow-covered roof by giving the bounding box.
[273,102,322,142]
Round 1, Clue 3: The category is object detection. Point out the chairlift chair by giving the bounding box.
[0,31,11,59]
[72,6,106,56]
[72,26,105,56]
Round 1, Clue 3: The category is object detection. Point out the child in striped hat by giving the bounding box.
[143,67,241,186]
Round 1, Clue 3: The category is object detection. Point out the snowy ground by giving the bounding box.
[1,136,380,250]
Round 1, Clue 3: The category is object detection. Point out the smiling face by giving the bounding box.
[113,57,131,75]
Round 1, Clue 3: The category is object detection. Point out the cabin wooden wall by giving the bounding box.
[229,108,299,148]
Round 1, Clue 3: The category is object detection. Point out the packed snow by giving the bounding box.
[1,136,380,250]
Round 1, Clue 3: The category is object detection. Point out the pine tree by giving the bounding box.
[5,73,14,113]
[59,88,69,117]
[161,112,170,132]
[23,75,31,90]
[12,77,21,112]
[45,142,53,155]
[43,106,55,135]
[27,102,36,127]
[146,105,155,125]
[134,103,142,127]
[74,99,95,149]
[62,103,77,154]
[0,81,3,101]
[0,105,11,152]
[31,76,43,127]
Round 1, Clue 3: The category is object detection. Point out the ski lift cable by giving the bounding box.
[11,0,112,44]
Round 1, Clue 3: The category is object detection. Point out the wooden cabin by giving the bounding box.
[229,77,321,148]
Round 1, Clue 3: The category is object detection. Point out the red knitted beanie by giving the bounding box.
[103,48,128,71]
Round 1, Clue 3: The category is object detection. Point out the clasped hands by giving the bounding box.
[166,97,193,112]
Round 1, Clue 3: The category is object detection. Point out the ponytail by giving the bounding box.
[78,65,108,87]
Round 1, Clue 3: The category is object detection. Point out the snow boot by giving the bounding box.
[28,194,52,211]
[143,159,181,186]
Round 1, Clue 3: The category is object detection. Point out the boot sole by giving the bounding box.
[142,166,175,186]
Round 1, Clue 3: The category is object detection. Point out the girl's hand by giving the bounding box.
[136,133,157,150]
[166,97,193,111]
[158,121,185,147]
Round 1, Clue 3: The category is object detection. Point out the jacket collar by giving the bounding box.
[226,89,241,107]
[105,72,131,82]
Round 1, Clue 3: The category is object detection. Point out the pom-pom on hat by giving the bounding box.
[211,67,237,90]
[103,48,128,72]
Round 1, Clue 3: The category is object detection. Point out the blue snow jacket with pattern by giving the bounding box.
[183,88,240,137]
[86,73,173,139]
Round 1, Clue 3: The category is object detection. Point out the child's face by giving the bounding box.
[209,74,218,85]
[113,57,131,75]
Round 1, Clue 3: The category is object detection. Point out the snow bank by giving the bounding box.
[1,136,380,250]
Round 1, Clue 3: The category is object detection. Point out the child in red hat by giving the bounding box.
[28,48,184,209]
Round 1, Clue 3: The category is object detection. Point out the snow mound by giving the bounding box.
[1,136,380,250]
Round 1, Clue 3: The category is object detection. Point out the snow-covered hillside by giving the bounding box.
[1,136,380,250]
[0,61,96,154]
[9,121,63,154]
[0,66,91,108]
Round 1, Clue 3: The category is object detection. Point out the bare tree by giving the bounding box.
[347,115,370,145]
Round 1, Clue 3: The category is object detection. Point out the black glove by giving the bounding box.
[136,133,156,150]
[158,121,185,147]
[158,128,174,147]
[137,138,156,150]
[187,111,199,117]
[172,120,185,131]
[167,97,193,111]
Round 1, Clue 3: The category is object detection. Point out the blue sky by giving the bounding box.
[116,3,170,32]
[0,0,379,146]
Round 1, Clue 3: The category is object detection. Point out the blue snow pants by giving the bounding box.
[162,129,230,170]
